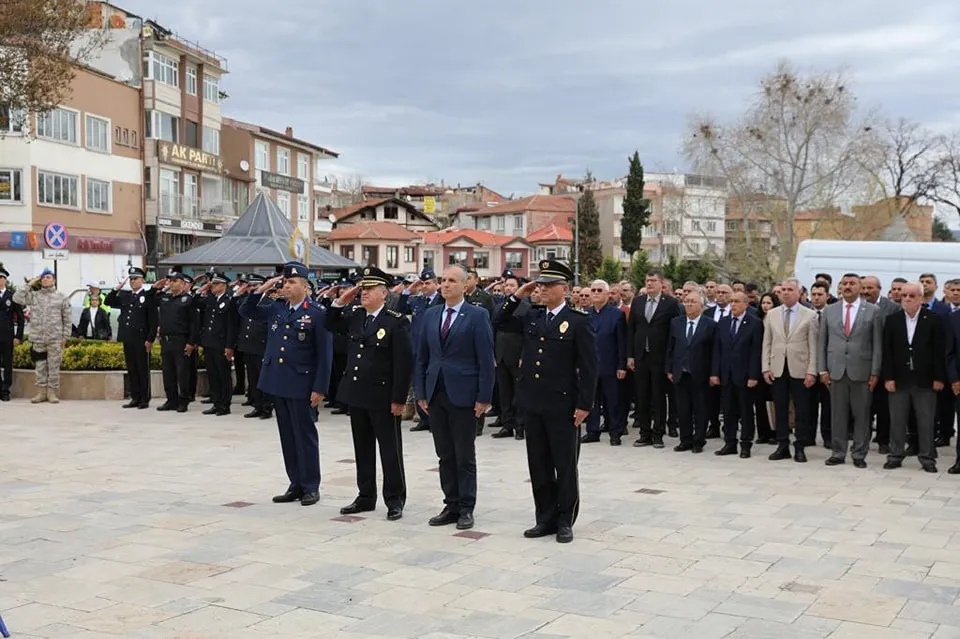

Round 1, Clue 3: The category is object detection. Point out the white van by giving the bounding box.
[794,240,960,294]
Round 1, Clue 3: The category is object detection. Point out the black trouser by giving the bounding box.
[205,346,230,411]
[123,340,151,405]
[872,383,890,445]
[233,350,246,393]
[954,396,960,463]
[723,382,757,445]
[666,380,678,429]
[188,350,198,401]
[811,379,831,445]
[328,352,347,406]
[707,384,723,432]
[243,352,271,412]
[525,408,580,529]
[754,384,774,441]
[349,406,406,509]
[771,373,812,446]
[429,388,478,514]
[495,357,521,430]
[634,357,667,436]
[936,388,956,442]
[160,335,190,407]
[0,339,13,394]
[675,373,708,446]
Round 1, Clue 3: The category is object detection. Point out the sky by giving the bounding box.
[118,0,960,201]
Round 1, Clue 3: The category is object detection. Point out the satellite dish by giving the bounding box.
[327,213,336,223]
[239,160,250,171]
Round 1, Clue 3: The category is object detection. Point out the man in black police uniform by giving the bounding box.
[106,267,158,409]
[155,272,200,412]
[0,265,26,402]
[464,268,495,318]
[231,274,273,419]
[326,266,413,520]
[491,270,527,439]
[231,274,247,398]
[200,271,234,416]
[500,259,597,543]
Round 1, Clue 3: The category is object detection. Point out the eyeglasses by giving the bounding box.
[591,288,604,292]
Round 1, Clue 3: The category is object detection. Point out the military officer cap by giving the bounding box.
[0,265,9,278]
[168,271,193,284]
[420,267,436,281]
[337,278,352,287]
[234,273,247,283]
[210,271,230,284]
[535,259,574,284]
[283,261,309,280]
[358,266,392,288]
[127,267,146,278]
[246,273,266,284]
[501,268,515,280]
[466,267,479,277]
[182,274,194,284]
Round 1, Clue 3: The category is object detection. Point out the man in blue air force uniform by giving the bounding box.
[239,261,333,506]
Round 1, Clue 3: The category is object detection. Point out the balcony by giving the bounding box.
[158,194,239,221]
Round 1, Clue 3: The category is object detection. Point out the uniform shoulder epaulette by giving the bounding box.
[570,307,588,315]
[385,308,402,318]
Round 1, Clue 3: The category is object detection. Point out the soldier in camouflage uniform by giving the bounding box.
[13,269,72,403]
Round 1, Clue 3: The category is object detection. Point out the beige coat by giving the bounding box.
[761,304,819,379]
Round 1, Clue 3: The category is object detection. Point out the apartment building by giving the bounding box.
[220,119,338,242]
[463,194,576,238]
[0,65,144,293]
[419,228,532,279]
[643,173,728,263]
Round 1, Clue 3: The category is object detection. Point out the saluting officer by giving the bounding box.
[326,266,414,521]
[0,264,26,402]
[231,274,273,420]
[231,274,247,398]
[155,272,200,412]
[106,267,158,409]
[200,271,235,416]
[240,262,333,507]
[501,259,597,544]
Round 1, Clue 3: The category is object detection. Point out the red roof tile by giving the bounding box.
[328,221,421,242]
[526,223,573,243]
[470,194,576,216]
[420,228,527,247]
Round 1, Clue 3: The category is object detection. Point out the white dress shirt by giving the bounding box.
[840,297,861,330]
[904,311,919,344]
[440,300,465,331]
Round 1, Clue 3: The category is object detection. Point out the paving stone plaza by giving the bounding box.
[2,400,960,638]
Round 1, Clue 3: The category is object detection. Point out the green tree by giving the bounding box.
[628,250,653,290]
[932,216,956,242]
[621,151,651,257]
[661,255,716,286]
[593,256,623,283]
[661,254,681,284]
[576,187,603,283]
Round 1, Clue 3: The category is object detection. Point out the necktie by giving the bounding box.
[731,317,739,336]
[645,298,655,321]
[546,311,555,324]
[686,320,695,341]
[363,314,374,329]
[844,304,852,336]
[441,308,455,342]
[718,307,726,320]
[783,307,791,335]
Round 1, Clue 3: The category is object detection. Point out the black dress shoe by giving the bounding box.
[523,523,557,538]
[556,524,574,543]
[667,427,679,438]
[456,512,475,530]
[515,429,525,440]
[883,460,901,470]
[272,490,302,503]
[138,403,149,409]
[123,400,139,408]
[769,446,791,461]
[673,442,693,452]
[610,435,622,446]
[825,457,845,466]
[491,427,515,439]
[244,409,262,418]
[633,436,653,447]
[739,447,751,459]
[878,444,890,455]
[331,407,348,415]
[853,459,867,469]
[215,408,231,416]
[340,500,375,515]
[580,433,601,443]
[0,393,10,402]
[202,407,218,415]
[652,434,665,449]
[410,423,430,432]
[428,507,459,526]
[386,506,403,521]
[947,463,960,475]
[176,405,188,413]
[692,444,704,454]
[921,463,938,474]
[301,492,320,506]
[715,443,738,456]
[156,403,176,412]
[794,447,807,463]
[259,411,273,420]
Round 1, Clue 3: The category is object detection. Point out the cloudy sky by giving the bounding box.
[120,0,960,198]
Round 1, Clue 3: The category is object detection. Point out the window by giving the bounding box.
[512,215,524,232]
[383,205,398,220]
[297,154,309,180]
[423,250,434,269]
[404,246,415,263]
[665,220,680,234]
[340,245,355,261]
[277,148,290,175]
[145,110,179,142]
[202,126,219,154]
[614,220,621,238]
[706,221,717,232]
[159,168,180,215]
[475,217,490,230]
[691,220,702,232]
[276,192,290,216]
[362,245,378,265]
[474,251,489,270]
[386,246,399,269]
[255,140,269,182]
[505,251,523,269]
[184,120,199,148]
[297,194,309,221]
[726,220,738,231]
[0,168,23,203]
[448,250,468,265]
[37,171,79,208]
[147,51,179,87]
[203,75,219,103]
[186,67,197,95]
[86,178,110,213]
[36,108,78,144]
[1,105,26,134]
[144,167,151,199]
[494,215,505,232]
[184,174,198,217]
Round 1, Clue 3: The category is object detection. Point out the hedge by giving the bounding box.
[13,340,206,371]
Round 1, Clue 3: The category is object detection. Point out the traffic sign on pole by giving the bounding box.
[44,222,69,250]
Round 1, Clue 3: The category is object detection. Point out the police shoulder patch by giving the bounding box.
[385,308,402,318]
[569,307,589,315]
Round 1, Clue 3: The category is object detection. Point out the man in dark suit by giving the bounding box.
[627,270,681,448]
[920,273,955,448]
[0,265,25,402]
[711,291,763,458]
[491,272,527,440]
[105,267,158,409]
[239,262,333,506]
[414,264,495,531]
[581,279,628,446]
[947,305,960,474]
[326,267,413,521]
[861,275,899,453]
[199,271,234,416]
[666,291,717,453]
[882,281,947,473]
[502,259,597,543]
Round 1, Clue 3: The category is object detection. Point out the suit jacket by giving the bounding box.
[590,304,627,375]
[239,295,333,400]
[325,304,413,410]
[881,308,946,389]
[818,299,882,382]
[762,304,819,379]
[874,296,900,319]
[76,307,112,341]
[414,302,495,408]
[947,310,960,384]
[626,294,681,365]
[666,315,716,384]
[104,288,157,344]
[712,312,763,386]
[0,288,25,342]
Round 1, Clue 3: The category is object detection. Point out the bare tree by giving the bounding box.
[684,60,877,281]
[0,0,108,131]
[336,173,367,204]
[932,132,960,220]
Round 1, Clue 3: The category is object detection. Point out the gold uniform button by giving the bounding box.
[535,361,541,366]
[359,344,364,349]
[534,373,540,379]
[285,324,290,329]
[354,366,358,371]
[540,337,545,342]
[283,335,288,340]
[353,376,358,381]
[280,347,285,352]
[278,358,284,364]
[538,348,543,354]
[357,354,362,359]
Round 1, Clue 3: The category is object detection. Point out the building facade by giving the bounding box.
[327,222,422,275]
[419,228,532,279]
[463,194,576,238]
[643,173,727,263]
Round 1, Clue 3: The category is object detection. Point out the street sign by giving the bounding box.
[44,222,69,250]
[42,248,70,260]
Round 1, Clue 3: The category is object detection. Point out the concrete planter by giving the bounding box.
[10,369,211,401]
